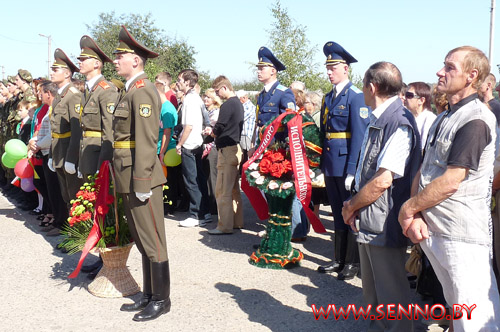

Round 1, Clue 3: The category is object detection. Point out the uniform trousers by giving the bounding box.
[122,185,168,263]
[55,167,82,205]
[358,243,413,332]
[325,176,350,231]
[215,145,243,232]
[421,235,500,332]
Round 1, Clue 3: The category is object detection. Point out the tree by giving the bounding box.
[85,12,196,82]
[266,1,331,93]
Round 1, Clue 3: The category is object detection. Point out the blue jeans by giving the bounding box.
[291,195,309,238]
[181,146,209,219]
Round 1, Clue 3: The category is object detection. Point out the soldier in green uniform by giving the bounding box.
[6,76,21,142]
[15,69,37,103]
[0,81,7,186]
[77,35,117,179]
[46,48,83,236]
[76,35,118,278]
[112,25,169,322]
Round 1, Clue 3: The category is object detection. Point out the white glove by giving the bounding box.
[136,191,152,202]
[64,162,76,174]
[345,174,354,192]
[77,168,83,179]
[47,158,55,172]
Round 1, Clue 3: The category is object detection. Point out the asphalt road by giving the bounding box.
[0,191,446,332]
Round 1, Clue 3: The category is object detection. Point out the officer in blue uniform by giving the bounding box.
[252,46,295,147]
[317,42,370,280]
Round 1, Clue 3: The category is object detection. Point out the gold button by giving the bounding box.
[327,147,330,151]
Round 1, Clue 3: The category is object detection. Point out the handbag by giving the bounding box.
[405,244,423,277]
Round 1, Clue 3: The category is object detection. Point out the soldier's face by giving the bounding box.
[114,53,135,78]
[436,50,470,96]
[7,83,17,94]
[15,75,24,88]
[257,66,275,84]
[0,84,7,96]
[79,57,95,76]
[326,63,348,85]
[50,67,66,85]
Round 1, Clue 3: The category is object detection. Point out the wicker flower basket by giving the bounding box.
[87,243,140,298]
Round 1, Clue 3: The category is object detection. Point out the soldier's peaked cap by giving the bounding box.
[256,46,286,72]
[113,25,158,59]
[78,35,112,63]
[323,41,357,65]
[52,48,79,73]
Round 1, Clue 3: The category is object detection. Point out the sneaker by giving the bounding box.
[203,213,213,224]
[179,217,199,227]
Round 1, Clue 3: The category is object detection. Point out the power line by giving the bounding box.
[0,34,45,45]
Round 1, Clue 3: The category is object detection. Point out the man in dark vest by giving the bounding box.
[342,61,421,332]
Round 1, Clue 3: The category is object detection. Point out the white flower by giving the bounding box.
[268,181,279,190]
[281,182,293,190]
[250,171,261,179]
[248,163,259,170]
[309,169,315,179]
[255,176,266,185]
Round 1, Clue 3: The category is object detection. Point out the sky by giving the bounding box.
[1,0,499,86]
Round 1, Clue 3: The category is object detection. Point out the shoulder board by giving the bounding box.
[135,79,146,89]
[69,87,79,94]
[98,81,111,90]
[276,84,287,92]
[349,85,362,94]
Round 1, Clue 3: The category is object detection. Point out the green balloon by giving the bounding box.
[164,148,181,167]
[5,139,27,159]
[2,152,18,169]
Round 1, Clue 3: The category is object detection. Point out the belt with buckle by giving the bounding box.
[113,141,135,148]
[326,132,351,139]
[51,132,71,139]
[83,130,102,138]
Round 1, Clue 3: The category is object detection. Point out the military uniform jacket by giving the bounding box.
[50,83,82,168]
[320,82,369,177]
[112,73,166,194]
[79,77,117,175]
[256,81,295,127]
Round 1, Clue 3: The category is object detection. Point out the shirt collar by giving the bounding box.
[125,71,145,91]
[371,95,399,120]
[86,74,103,91]
[58,82,69,94]
[449,93,479,113]
[334,79,350,94]
[264,79,278,92]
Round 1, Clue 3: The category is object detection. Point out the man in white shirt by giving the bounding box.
[176,69,211,227]
[404,82,437,150]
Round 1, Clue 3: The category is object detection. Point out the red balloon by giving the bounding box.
[14,158,34,179]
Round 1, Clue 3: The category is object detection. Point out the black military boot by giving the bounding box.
[337,231,360,280]
[133,260,171,322]
[121,256,152,312]
[317,230,347,273]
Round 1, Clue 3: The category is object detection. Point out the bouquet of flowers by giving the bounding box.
[59,166,131,255]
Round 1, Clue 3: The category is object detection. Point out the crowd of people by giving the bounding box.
[1,26,500,330]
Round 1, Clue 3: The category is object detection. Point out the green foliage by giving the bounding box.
[266,1,331,93]
[86,12,196,81]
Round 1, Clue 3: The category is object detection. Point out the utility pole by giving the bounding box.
[489,0,496,68]
[0,65,5,80]
[39,34,52,78]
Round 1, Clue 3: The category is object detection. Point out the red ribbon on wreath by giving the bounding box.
[68,161,112,279]
[241,111,326,233]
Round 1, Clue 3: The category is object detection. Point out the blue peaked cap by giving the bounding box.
[323,41,357,65]
[256,46,286,71]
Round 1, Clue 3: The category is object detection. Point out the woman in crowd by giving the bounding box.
[202,88,222,216]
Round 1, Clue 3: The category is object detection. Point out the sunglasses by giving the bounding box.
[405,91,421,99]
